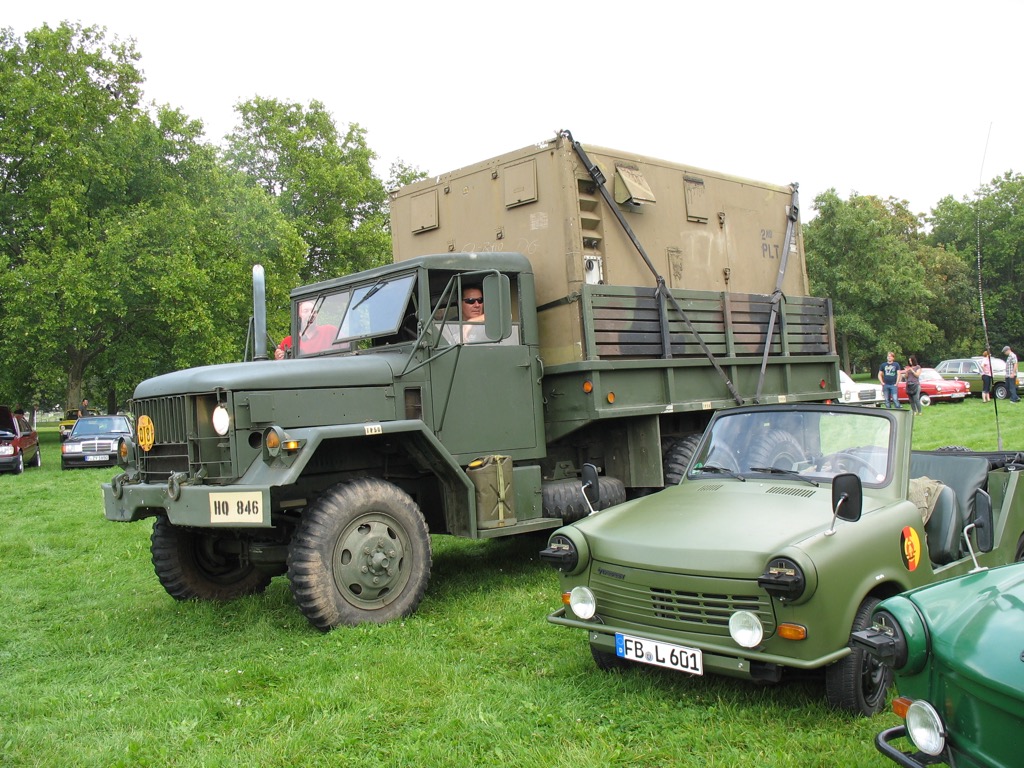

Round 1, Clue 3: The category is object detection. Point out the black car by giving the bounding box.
[60,414,134,470]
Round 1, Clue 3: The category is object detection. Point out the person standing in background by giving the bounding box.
[980,350,993,403]
[903,355,923,414]
[1003,346,1020,403]
[878,352,902,409]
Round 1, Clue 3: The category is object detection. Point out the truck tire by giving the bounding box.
[825,596,892,716]
[747,430,806,470]
[151,515,273,601]
[287,478,431,631]
[542,477,626,523]
[663,434,701,487]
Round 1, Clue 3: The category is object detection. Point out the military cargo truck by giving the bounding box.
[103,131,840,631]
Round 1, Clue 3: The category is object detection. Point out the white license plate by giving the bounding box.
[209,492,264,524]
[615,632,704,675]
[85,455,107,462]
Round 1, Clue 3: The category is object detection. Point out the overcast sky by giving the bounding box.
[7,1,1023,218]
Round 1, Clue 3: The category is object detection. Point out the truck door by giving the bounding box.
[427,277,543,459]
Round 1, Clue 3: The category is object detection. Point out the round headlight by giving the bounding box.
[568,586,597,620]
[729,610,764,648]
[212,404,231,436]
[906,700,946,756]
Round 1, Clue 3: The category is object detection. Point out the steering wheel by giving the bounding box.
[818,451,877,479]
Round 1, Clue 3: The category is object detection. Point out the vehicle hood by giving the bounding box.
[905,562,1024,697]
[134,354,402,398]
[572,480,846,577]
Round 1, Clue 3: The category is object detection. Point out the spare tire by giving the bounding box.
[747,431,807,471]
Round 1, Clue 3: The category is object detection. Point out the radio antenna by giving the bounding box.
[976,122,1002,450]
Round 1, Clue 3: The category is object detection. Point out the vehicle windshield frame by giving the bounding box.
[687,406,895,488]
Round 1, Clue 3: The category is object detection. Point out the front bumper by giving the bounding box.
[62,453,117,469]
[103,479,273,528]
[547,607,850,678]
[874,726,948,767]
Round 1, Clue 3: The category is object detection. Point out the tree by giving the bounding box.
[929,171,1024,354]
[223,98,394,283]
[0,23,306,410]
[804,191,948,372]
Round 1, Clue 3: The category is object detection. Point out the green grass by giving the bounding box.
[2,408,1020,767]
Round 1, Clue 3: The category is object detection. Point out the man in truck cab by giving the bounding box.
[275,299,338,358]
[461,286,486,343]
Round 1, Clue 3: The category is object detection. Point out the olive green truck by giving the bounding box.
[103,131,840,630]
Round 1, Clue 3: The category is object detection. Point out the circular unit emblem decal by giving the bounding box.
[900,526,921,572]
[137,414,155,452]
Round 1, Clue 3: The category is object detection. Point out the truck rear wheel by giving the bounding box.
[287,478,431,631]
[150,515,273,601]
[825,596,892,716]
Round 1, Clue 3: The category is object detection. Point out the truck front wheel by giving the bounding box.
[151,515,273,601]
[287,478,432,631]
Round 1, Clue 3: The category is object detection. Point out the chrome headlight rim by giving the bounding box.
[906,699,946,756]
[729,610,764,648]
[568,586,597,620]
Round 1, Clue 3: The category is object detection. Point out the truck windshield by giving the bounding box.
[689,409,893,487]
[336,274,416,342]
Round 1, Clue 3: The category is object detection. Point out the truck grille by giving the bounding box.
[133,394,234,483]
[591,566,776,637]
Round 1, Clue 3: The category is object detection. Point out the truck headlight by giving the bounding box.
[568,586,597,619]
[729,610,764,648]
[212,404,231,436]
[906,700,945,756]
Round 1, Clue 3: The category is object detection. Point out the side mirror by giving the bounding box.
[826,473,862,536]
[581,463,600,514]
[973,490,994,553]
[482,272,513,342]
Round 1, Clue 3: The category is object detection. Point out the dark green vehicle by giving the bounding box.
[103,133,840,631]
[542,403,1024,714]
[853,561,1024,766]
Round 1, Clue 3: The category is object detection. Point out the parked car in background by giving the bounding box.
[935,356,1024,400]
[58,407,100,441]
[0,406,41,474]
[898,368,969,406]
[61,414,134,470]
[853,561,1024,767]
[839,370,883,405]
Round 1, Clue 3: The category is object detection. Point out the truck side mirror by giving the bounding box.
[482,272,513,341]
[581,463,600,514]
[826,473,862,536]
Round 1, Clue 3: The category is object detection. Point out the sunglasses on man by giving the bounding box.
[463,298,483,305]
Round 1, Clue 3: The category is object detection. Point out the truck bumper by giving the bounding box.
[547,607,849,678]
[874,726,939,768]
[103,480,273,528]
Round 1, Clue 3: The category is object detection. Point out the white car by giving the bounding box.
[839,370,883,405]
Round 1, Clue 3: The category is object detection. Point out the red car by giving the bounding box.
[0,406,42,474]
[898,368,970,406]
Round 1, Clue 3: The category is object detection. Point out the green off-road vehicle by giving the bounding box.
[542,403,1024,714]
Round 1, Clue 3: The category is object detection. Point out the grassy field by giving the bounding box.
[1,400,1020,767]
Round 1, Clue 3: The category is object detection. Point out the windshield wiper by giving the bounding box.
[748,466,820,487]
[352,278,387,311]
[696,464,746,482]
